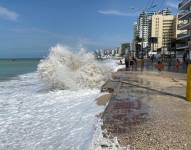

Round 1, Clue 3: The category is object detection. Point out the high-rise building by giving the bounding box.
[150,13,177,53]
[137,11,154,50]
[158,8,172,16]
[133,22,138,40]
[132,22,138,52]
[177,0,191,60]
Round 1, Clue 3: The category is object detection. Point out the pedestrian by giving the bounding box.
[155,61,164,72]
[125,55,129,71]
[156,53,161,63]
[176,58,181,72]
[130,57,134,71]
[120,59,122,65]
[133,56,137,71]
[140,59,144,71]
[151,55,154,63]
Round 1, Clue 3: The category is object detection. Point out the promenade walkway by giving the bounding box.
[101,69,191,149]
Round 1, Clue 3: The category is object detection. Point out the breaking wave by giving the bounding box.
[38,45,112,90]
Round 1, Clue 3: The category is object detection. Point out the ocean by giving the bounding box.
[0,46,119,150]
[0,59,40,81]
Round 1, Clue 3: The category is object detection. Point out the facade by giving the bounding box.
[137,11,154,50]
[133,22,138,40]
[177,0,191,60]
[151,13,177,53]
[158,8,172,16]
[132,22,138,52]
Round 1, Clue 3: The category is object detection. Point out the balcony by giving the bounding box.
[178,10,191,20]
[177,31,190,40]
[176,43,189,50]
[178,21,191,30]
[179,0,191,10]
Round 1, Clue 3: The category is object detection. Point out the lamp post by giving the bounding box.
[186,29,191,101]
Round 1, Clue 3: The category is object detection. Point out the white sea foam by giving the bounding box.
[0,46,121,150]
[38,45,112,89]
[91,120,130,150]
[0,73,105,150]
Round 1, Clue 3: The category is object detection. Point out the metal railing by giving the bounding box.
[177,31,189,38]
[179,10,191,17]
[178,21,190,29]
[179,0,191,9]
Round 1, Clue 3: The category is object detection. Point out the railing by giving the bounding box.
[178,10,191,19]
[177,31,189,38]
[179,0,191,9]
[179,10,190,15]
[178,22,190,29]
[176,44,189,49]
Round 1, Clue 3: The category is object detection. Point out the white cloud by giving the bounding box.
[0,6,18,21]
[98,10,137,17]
[166,1,178,9]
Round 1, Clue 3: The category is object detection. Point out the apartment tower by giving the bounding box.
[177,0,191,60]
[151,10,177,53]
[137,11,154,50]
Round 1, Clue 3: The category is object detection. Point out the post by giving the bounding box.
[187,36,191,101]
[187,64,191,101]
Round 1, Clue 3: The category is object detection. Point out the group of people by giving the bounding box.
[150,53,189,72]
[120,52,189,72]
[154,59,182,72]
[124,55,137,71]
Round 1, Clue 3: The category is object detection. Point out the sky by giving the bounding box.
[0,0,179,58]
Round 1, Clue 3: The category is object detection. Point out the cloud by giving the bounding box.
[98,10,137,17]
[166,1,178,9]
[0,6,18,21]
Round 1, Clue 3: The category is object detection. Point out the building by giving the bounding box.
[158,8,172,16]
[177,0,191,60]
[150,11,177,54]
[132,22,138,54]
[133,22,139,41]
[137,11,154,50]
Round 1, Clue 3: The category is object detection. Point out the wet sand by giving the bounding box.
[101,70,191,149]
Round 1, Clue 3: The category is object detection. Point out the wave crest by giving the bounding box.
[37,45,112,89]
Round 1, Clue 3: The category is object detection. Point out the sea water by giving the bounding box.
[0,45,119,150]
[0,59,39,81]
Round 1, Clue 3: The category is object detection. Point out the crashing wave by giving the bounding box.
[37,45,112,89]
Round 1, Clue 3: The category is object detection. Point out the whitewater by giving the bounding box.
[0,45,120,150]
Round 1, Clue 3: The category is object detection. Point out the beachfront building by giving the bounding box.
[158,8,172,16]
[150,10,177,55]
[137,11,154,51]
[132,22,138,50]
[132,22,139,56]
[177,0,191,61]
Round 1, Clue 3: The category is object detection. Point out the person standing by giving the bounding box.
[176,58,181,72]
[125,55,129,71]
[151,55,154,63]
[120,59,122,65]
[155,61,164,72]
[133,56,137,71]
[130,57,134,71]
